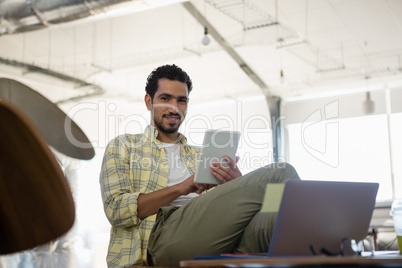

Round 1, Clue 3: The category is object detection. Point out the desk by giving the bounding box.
[180,254,402,267]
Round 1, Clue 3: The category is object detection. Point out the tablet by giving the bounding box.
[193,129,241,184]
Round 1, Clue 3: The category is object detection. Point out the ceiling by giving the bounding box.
[1,0,402,106]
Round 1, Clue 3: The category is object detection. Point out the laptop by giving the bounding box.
[267,180,379,256]
[195,180,379,259]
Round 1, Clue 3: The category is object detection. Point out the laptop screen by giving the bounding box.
[267,180,379,256]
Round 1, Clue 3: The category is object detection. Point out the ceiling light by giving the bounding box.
[280,69,285,84]
[279,69,288,86]
[363,91,375,114]
[201,27,210,46]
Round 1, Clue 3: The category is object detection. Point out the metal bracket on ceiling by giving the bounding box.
[25,0,51,27]
[205,0,278,32]
[81,0,103,16]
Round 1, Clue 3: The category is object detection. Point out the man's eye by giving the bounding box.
[161,97,169,101]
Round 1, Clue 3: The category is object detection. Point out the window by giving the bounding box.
[282,88,402,203]
[390,112,402,199]
[286,115,393,201]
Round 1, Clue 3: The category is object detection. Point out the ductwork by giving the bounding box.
[0,0,132,35]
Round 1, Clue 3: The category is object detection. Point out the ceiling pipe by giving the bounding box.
[0,0,132,35]
[0,57,99,88]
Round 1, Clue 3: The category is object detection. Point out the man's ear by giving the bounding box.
[145,94,152,111]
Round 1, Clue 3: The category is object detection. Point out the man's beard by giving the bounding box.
[154,113,182,134]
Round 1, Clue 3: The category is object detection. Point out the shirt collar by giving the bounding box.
[144,125,188,146]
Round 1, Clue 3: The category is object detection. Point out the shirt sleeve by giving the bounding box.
[99,135,141,227]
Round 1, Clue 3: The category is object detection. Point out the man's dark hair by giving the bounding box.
[145,64,193,99]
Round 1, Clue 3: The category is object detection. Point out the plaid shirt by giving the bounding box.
[99,125,199,267]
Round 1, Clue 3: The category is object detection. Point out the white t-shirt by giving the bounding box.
[162,143,198,206]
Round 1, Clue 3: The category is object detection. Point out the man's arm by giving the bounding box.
[137,174,209,219]
[100,137,142,227]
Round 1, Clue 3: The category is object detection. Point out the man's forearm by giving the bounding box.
[137,184,182,220]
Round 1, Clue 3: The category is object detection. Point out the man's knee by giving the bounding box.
[263,162,300,183]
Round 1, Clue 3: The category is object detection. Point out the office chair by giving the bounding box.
[0,100,75,254]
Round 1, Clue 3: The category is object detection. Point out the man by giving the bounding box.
[99,64,300,267]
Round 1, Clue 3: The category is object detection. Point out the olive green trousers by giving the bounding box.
[147,163,301,266]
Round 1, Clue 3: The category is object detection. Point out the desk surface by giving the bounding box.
[180,254,402,267]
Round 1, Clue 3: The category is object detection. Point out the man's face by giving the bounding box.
[146,78,189,134]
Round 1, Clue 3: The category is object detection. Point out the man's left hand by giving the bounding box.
[210,155,242,184]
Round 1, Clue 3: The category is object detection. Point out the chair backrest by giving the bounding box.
[0,100,75,254]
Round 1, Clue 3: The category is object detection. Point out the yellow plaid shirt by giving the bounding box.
[99,125,199,267]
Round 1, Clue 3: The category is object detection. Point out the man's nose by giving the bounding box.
[167,99,180,112]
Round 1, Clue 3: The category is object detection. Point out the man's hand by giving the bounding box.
[178,174,214,195]
[210,155,242,184]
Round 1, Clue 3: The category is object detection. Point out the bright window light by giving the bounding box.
[287,114,395,202]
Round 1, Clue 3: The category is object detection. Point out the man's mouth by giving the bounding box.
[164,114,181,124]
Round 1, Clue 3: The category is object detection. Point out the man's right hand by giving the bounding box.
[179,174,214,195]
